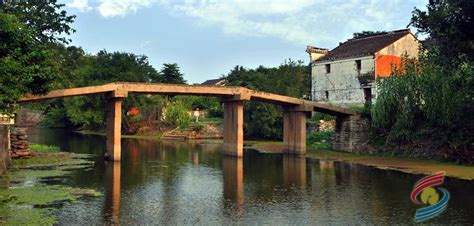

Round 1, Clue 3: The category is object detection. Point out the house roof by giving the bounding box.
[316,29,412,62]
[201,78,225,86]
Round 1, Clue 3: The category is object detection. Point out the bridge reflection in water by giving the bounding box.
[102,149,309,223]
[223,156,244,212]
[104,161,121,225]
[283,155,307,188]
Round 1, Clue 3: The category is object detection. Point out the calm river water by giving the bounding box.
[29,128,474,225]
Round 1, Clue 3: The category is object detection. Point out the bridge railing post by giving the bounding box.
[282,105,312,155]
[106,90,127,161]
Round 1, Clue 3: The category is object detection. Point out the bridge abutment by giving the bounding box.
[282,106,311,155]
[333,115,369,153]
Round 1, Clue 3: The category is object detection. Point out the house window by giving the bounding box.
[325,64,331,73]
[356,60,361,71]
[364,88,372,103]
[325,91,329,100]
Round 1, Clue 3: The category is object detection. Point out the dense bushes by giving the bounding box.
[164,99,192,128]
[307,131,333,150]
[368,0,474,163]
[371,56,473,161]
[225,60,310,140]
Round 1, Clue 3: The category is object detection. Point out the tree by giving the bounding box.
[410,0,474,63]
[224,60,310,139]
[156,63,187,84]
[1,0,76,44]
[0,13,56,114]
[42,50,163,130]
[370,0,474,163]
[0,1,75,114]
[352,30,387,39]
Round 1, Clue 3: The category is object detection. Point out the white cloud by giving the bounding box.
[70,0,425,47]
[69,0,93,12]
[160,0,424,47]
[97,0,153,17]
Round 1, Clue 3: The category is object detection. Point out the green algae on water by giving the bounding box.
[0,146,101,225]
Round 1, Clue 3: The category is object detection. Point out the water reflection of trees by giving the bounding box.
[240,152,309,206]
[308,161,421,224]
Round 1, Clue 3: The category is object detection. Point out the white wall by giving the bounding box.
[312,56,374,107]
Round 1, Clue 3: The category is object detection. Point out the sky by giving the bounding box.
[64,0,427,84]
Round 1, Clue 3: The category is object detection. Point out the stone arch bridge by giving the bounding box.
[19,82,358,161]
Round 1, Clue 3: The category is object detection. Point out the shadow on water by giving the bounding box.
[26,128,474,225]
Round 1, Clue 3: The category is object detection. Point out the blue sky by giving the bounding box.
[64,0,426,84]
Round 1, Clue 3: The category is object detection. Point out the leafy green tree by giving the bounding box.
[352,31,386,39]
[1,0,76,44]
[0,13,56,114]
[1,0,75,114]
[369,0,474,163]
[156,63,187,84]
[372,56,472,158]
[164,99,191,128]
[42,50,162,130]
[411,0,474,63]
[224,60,310,139]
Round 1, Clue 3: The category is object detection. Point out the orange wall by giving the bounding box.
[375,55,402,77]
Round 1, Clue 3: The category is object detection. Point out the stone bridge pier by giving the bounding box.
[221,93,312,157]
[282,105,312,155]
[105,90,128,161]
[333,115,369,153]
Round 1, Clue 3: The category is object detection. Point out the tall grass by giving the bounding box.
[371,56,473,154]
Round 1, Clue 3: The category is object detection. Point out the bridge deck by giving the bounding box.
[19,82,353,116]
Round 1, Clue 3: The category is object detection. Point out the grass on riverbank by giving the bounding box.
[13,143,92,168]
[307,131,333,150]
[29,143,60,152]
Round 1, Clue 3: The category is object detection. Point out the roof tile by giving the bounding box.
[317,29,411,62]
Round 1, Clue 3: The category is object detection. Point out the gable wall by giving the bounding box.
[375,34,419,77]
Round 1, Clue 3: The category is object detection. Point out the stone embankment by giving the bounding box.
[0,125,11,175]
[10,128,31,159]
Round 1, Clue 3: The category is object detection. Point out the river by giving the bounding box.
[28,128,474,224]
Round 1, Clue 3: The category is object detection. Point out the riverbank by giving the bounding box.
[251,141,474,181]
[77,130,164,140]
[76,121,222,140]
[0,144,101,224]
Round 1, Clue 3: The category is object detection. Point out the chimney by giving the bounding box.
[306,46,329,63]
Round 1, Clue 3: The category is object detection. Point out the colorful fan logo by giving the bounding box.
[410,171,450,223]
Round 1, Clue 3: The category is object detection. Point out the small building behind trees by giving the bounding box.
[307,29,419,107]
[201,78,226,86]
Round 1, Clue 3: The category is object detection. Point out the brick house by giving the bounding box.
[307,29,419,107]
